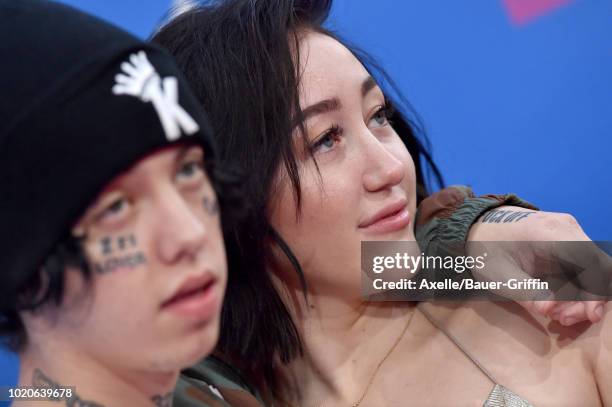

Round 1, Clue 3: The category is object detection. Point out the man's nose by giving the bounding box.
[154,191,208,264]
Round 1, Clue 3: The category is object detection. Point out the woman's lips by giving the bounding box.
[161,279,219,320]
[360,206,410,234]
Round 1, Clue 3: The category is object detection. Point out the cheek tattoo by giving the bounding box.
[202,195,219,216]
[116,234,137,250]
[93,234,146,274]
[98,234,138,255]
[100,237,112,256]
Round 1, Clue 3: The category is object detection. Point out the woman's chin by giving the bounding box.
[360,229,416,242]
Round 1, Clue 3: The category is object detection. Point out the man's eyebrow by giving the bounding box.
[362,76,377,97]
[175,143,200,162]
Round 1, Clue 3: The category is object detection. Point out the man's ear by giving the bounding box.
[17,267,51,312]
[71,220,88,240]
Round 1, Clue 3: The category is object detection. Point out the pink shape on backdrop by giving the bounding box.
[502,0,574,25]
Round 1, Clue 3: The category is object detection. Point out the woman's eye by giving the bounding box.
[368,106,391,128]
[311,125,342,154]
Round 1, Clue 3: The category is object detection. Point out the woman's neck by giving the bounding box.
[17,340,177,407]
[281,289,416,406]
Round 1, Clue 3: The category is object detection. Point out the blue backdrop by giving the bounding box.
[1,0,610,394]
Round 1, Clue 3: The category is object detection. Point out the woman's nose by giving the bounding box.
[361,136,405,192]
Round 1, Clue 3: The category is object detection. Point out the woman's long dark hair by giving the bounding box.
[152,0,443,397]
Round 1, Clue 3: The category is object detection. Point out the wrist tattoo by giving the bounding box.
[32,368,104,407]
[479,209,534,224]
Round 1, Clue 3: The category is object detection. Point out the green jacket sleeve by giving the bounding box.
[411,185,539,297]
[415,185,538,248]
[173,356,266,407]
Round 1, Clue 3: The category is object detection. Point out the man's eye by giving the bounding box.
[97,199,128,222]
[177,161,204,181]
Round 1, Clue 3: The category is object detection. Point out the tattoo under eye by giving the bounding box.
[98,234,138,257]
[100,237,112,256]
[202,196,220,216]
[92,252,147,274]
[93,234,145,274]
[479,210,534,224]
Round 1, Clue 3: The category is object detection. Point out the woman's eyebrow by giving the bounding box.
[296,76,377,127]
[301,98,342,123]
[362,76,377,96]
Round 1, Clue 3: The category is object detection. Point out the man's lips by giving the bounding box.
[359,199,410,234]
[161,273,219,319]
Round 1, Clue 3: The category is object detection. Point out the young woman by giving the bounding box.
[0,1,236,405]
[154,1,611,405]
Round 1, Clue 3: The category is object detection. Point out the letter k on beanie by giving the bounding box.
[0,0,217,309]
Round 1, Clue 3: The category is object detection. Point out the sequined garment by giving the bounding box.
[485,384,534,407]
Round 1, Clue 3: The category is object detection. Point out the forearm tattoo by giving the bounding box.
[32,368,104,407]
[479,209,534,224]
[93,234,146,274]
[202,196,219,216]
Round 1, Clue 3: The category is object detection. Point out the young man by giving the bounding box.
[0,1,233,405]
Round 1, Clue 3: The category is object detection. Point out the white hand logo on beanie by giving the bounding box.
[112,51,199,141]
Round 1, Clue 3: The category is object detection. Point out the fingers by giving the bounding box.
[518,300,557,318]
[120,61,138,76]
[517,300,554,317]
[520,299,607,325]
[548,300,606,325]
[130,53,141,66]
[115,73,131,85]
[532,300,556,316]
[584,300,605,323]
[111,84,127,95]
[550,301,584,326]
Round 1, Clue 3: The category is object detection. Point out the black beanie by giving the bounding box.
[0,0,217,308]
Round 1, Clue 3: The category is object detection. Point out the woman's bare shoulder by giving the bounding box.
[418,300,604,405]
